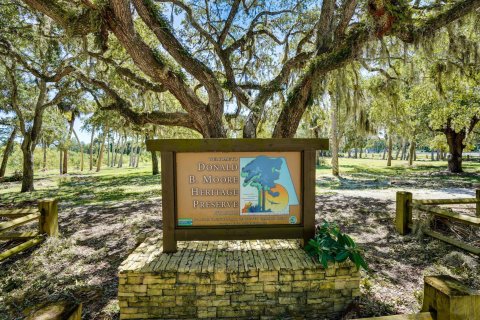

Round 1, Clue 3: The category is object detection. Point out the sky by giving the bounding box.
[74,116,91,144]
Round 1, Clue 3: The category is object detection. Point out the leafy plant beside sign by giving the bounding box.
[305,220,368,270]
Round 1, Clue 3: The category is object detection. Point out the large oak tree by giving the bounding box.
[0,10,77,191]
[20,0,480,138]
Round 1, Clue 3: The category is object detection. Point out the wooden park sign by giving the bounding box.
[146,139,328,253]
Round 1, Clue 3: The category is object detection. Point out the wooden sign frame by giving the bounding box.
[146,138,329,253]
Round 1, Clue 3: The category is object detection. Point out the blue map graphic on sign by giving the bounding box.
[240,156,298,215]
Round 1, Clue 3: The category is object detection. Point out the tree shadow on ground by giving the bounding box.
[0,194,163,319]
[1,168,479,319]
[316,193,479,318]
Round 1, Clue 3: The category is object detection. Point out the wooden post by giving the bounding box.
[395,191,412,235]
[68,303,82,320]
[25,301,81,320]
[302,150,316,247]
[422,275,480,320]
[38,199,59,237]
[161,152,176,253]
[476,189,480,217]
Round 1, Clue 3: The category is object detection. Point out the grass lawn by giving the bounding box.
[317,157,480,190]
[0,165,161,207]
[0,158,479,319]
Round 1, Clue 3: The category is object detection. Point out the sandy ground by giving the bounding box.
[317,185,479,318]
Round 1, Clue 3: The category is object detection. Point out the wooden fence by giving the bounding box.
[395,191,480,255]
[0,199,58,262]
[357,275,480,320]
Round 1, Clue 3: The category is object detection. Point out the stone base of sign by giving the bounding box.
[118,236,361,319]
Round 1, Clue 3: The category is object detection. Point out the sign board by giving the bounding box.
[146,139,328,253]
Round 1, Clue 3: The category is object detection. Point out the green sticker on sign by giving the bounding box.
[178,218,193,226]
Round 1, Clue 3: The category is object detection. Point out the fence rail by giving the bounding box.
[0,213,41,233]
[395,191,479,255]
[0,208,39,219]
[412,203,480,226]
[356,275,479,320]
[0,199,58,262]
[412,198,480,205]
[0,231,39,240]
[423,228,480,256]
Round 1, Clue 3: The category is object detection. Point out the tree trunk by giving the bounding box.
[89,127,95,170]
[0,127,17,178]
[359,148,363,159]
[146,133,159,175]
[113,132,121,167]
[129,140,134,167]
[59,149,63,175]
[96,125,109,172]
[118,133,126,168]
[395,139,402,160]
[20,136,35,192]
[431,150,434,161]
[386,134,393,167]
[445,130,466,173]
[150,151,159,175]
[408,139,416,166]
[136,144,141,168]
[330,98,340,177]
[62,147,68,174]
[106,132,110,168]
[402,140,408,160]
[42,139,47,171]
[63,116,75,174]
[72,128,84,171]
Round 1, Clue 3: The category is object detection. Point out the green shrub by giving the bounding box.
[305,220,368,270]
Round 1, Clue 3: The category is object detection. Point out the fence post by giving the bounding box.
[476,190,480,217]
[422,275,480,320]
[38,199,59,237]
[395,191,412,235]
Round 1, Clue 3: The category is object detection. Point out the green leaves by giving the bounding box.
[304,220,368,271]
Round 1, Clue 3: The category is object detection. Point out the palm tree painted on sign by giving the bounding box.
[241,156,283,212]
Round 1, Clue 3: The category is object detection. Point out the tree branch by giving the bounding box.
[88,51,166,93]
[132,0,224,116]
[218,0,241,44]
[0,36,75,82]
[102,103,199,131]
[78,71,200,132]
[4,63,26,135]
[396,0,480,42]
[22,0,98,36]
[335,0,358,39]
[316,0,335,52]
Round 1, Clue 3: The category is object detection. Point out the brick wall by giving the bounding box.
[118,238,360,319]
